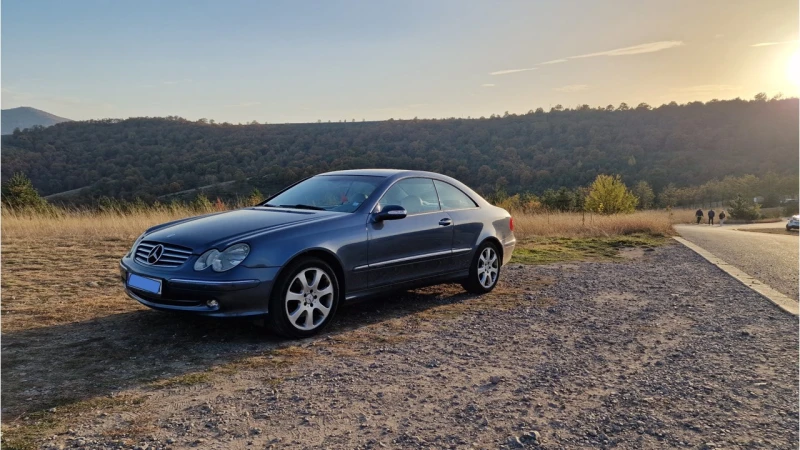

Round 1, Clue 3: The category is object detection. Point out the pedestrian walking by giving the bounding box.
[695,208,703,224]
[708,209,715,225]
[718,210,726,225]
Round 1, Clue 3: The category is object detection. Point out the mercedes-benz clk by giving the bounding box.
[120,169,516,338]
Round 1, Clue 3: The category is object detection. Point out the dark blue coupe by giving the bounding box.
[120,169,516,337]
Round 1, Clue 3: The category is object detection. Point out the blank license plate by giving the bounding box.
[128,273,162,294]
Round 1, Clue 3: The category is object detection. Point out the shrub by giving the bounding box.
[214,197,227,211]
[632,181,655,209]
[496,193,543,213]
[728,195,761,220]
[192,193,213,212]
[2,172,50,211]
[584,175,638,214]
[248,188,265,205]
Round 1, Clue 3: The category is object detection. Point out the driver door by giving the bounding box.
[367,178,454,287]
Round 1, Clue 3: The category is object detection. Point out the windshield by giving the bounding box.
[263,175,384,213]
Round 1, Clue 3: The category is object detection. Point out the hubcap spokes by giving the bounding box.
[285,268,334,331]
[476,247,498,288]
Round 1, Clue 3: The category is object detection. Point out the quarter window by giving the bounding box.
[433,180,478,210]
[378,178,441,215]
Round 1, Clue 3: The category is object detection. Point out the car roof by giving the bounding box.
[320,169,405,177]
[314,168,488,207]
[319,169,446,178]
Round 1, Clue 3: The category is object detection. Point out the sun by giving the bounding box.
[788,50,800,85]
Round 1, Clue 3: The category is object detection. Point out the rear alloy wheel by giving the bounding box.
[269,257,339,338]
[462,242,500,294]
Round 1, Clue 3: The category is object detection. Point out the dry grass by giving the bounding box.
[1,233,141,332]
[510,209,693,238]
[2,205,695,242]
[1,208,212,331]
[0,206,686,331]
[2,207,197,241]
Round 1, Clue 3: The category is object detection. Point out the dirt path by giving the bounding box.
[4,245,798,449]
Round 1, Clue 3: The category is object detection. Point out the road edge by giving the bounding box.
[673,236,799,316]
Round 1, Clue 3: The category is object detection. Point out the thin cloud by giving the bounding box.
[539,59,568,65]
[553,84,589,93]
[490,40,682,75]
[224,101,262,108]
[714,34,724,39]
[671,84,741,93]
[570,41,684,58]
[750,39,799,47]
[481,83,495,87]
[489,67,537,76]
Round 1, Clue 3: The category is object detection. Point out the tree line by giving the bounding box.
[4,170,794,222]
[1,95,797,206]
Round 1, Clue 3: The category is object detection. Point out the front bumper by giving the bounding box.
[119,259,280,317]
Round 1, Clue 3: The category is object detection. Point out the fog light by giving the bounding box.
[206,300,219,308]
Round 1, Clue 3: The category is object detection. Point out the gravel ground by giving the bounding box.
[25,245,800,449]
[675,224,799,301]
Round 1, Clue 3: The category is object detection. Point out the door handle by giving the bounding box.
[439,218,453,226]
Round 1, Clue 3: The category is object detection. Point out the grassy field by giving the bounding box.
[0,206,682,449]
[0,207,683,333]
[511,208,691,237]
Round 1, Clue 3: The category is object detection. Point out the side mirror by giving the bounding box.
[374,205,407,221]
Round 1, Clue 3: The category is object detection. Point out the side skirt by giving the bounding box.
[343,269,469,303]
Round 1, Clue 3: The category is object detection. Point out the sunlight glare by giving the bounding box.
[788,50,800,85]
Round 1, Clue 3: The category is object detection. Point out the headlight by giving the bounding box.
[127,232,147,257]
[194,244,250,272]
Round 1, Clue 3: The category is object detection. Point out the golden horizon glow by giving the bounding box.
[788,50,800,86]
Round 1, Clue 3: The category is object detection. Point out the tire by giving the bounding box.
[462,241,501,294]
[268,257,340,338]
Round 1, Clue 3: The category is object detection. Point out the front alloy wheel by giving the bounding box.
[285,268,334,331]
[269,257,339,338]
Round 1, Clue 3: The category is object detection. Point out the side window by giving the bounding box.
[379,178,441,215]
[433,180,478,210]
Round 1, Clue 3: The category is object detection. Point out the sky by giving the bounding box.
[2,0,799,123]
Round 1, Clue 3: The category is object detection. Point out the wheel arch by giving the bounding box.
[479,236,504,265]
[276,248,347,296]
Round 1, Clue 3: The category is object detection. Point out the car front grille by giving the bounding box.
[135,241,193,267]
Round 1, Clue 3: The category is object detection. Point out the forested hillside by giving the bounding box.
[2,97,797,204]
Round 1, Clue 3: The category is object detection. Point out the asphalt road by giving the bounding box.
[675,222,799,301]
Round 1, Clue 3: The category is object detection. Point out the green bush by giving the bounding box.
[632,181,655,209]
[728,195,761,220]
[2,172,50,211]
[584,175,638,215]
[192,193,213,212]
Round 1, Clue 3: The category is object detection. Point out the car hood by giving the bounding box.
[143,207,343,251]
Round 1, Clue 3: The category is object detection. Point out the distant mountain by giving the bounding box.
[1,107,71,134]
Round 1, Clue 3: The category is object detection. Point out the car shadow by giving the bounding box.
[1,285,477,419]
